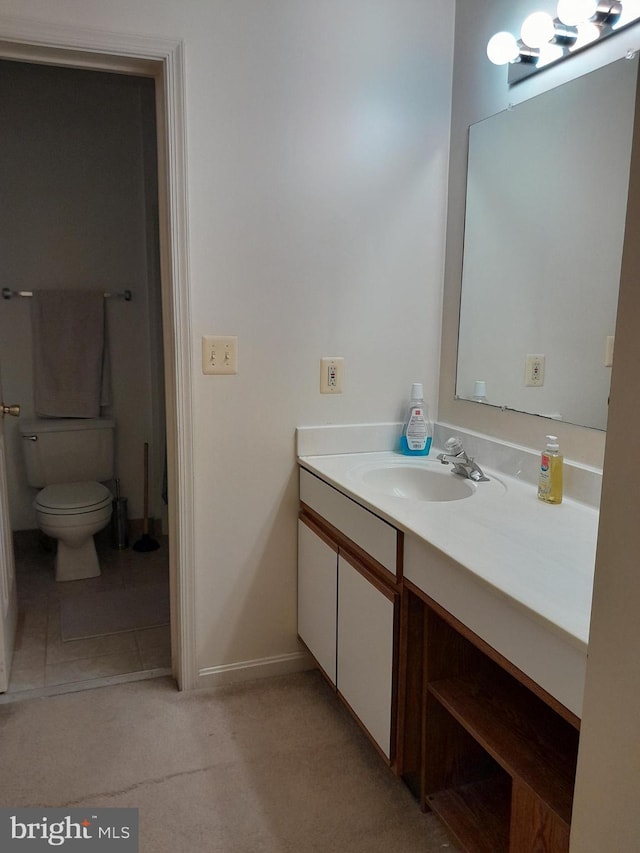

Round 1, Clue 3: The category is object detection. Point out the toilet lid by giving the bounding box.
[35,482,112,515]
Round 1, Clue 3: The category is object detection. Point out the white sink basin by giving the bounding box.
[356,461,476,502]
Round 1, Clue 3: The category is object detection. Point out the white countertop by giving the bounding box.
[298,450,598,651]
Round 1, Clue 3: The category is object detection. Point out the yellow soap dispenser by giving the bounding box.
[537,435,563,505]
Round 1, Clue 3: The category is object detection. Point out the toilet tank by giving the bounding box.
[19,418,115,487]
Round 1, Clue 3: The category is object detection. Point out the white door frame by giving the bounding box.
[0,16,197,689]
[0,372,18,693]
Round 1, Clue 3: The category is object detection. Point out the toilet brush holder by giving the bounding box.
[112,478,129,549]
[112,496,129,549]
[111,498,129,549]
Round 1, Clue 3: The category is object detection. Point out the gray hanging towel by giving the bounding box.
[31,289,111,418]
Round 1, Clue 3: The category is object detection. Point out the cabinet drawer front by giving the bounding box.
[300,468,397,575]
[298,519,337,684]
[337,555,394,758]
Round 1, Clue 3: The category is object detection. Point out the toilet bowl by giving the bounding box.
[20,417,116,583]
[35,481,113,582]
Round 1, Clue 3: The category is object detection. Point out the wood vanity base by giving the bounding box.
[397,582,580,853]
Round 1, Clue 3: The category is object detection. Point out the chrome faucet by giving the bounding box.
[437,437,490,482]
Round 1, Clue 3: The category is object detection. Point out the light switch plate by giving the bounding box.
[202,336,238,374]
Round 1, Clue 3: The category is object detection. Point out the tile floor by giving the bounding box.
[8,528,171,697]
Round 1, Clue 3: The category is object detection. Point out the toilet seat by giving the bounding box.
[35,482,112,516]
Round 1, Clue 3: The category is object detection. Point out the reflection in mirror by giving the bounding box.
[456,55,638,431]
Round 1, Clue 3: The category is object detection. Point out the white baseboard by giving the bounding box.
[197,650,314,689]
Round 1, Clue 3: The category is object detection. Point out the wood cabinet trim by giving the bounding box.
[339,549,396,602]
[300,502,399,591]
[396,531,404,582]
[298,509,339,552]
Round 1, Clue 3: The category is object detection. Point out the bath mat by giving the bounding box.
[60,584,170,641]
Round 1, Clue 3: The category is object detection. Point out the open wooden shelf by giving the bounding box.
[427,774,511,853]
[428,669,578,826]
[398,588,580,852]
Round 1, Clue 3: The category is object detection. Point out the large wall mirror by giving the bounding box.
[456,55,638,431]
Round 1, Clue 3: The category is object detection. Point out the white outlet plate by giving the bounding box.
[320,357,344,393]
[202,336,238,374]
[524,354,545,387]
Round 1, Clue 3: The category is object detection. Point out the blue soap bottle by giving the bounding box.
[400,383,432,456]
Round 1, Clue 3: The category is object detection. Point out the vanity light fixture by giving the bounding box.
[487,0,639,84]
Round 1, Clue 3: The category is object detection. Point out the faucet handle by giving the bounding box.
[445,436,465,456]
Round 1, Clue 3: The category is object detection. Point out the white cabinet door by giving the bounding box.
[297,519,338,684]
[337,555,394,758]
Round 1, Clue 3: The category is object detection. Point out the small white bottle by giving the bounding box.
[400,383,432,456]
[473,380,487,403]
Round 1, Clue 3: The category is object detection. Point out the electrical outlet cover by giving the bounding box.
[320,357,344,393]
[524,354,545,387]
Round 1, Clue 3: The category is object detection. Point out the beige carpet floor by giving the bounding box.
[0,671,458,852]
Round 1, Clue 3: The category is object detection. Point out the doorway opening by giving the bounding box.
[0,26,195,699]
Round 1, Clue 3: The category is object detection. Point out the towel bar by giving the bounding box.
[2,287,132,301]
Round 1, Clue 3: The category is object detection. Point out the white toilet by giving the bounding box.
[19,418,115,582]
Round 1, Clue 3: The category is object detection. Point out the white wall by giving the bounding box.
[0,2,455,676]
[0,61,165,528]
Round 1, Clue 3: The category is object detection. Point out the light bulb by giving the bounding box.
[521,11,556,47]
[556,0,597,26]
[613,0,640,28]
[570,20,600,49]
[486,31,520,65]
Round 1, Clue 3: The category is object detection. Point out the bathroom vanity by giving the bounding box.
[298,468,400,760]
[297,428,599,853]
